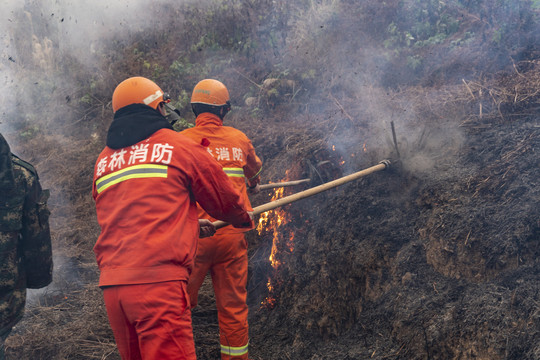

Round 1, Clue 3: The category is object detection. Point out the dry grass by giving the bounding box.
[4,61,538,360]
[2,1,539,358]
[458,60,540,124]
[7,285,118,360]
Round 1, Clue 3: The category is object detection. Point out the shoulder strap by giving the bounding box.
[11,154,38,178]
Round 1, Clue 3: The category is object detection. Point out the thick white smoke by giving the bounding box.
[2,0,182,63]
[0,0,196,132]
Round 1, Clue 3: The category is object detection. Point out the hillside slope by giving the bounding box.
[1,1,538,359]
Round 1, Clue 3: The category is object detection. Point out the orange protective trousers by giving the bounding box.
[188,232,249,360]
[102,280,196,360]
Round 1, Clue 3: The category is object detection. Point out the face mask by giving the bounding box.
[158,93,181,126]
[161,102,181,126]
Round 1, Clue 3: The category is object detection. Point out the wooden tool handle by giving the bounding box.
[212,160,391,230]
[258,178,311,190]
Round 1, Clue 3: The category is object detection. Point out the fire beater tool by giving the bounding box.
[212,159,392,230]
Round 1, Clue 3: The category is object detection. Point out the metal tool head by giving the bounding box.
[305,148,344,186]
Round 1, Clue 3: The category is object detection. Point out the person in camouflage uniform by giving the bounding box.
[0,133,52,360]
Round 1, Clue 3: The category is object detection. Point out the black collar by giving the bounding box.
[106,104,173,149]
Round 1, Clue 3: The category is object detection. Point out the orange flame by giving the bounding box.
[287,232,295,252]
[257,174,295,308]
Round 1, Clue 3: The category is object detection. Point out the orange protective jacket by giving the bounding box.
[93,108,252,287]
[181,113,262,234]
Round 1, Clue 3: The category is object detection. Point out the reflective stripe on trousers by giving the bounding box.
[221,341,249,357]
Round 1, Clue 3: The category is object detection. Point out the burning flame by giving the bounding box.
[257,174,295,308]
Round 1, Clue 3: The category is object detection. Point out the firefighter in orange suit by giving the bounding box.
[92,76,254,360]
[181,79,262,360]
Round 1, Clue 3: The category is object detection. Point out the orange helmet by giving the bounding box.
[112,76,167,112]
[190,79,230,106]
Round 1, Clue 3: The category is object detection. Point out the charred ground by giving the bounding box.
[241,66,539,359]
[1,1,539,359]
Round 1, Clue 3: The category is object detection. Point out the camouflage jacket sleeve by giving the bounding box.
[12,157,53,289]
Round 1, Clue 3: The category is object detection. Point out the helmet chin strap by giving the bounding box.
[221,100,231,118]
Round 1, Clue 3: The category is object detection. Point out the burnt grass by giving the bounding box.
[5,56,540,360]
[189,73,540,358]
